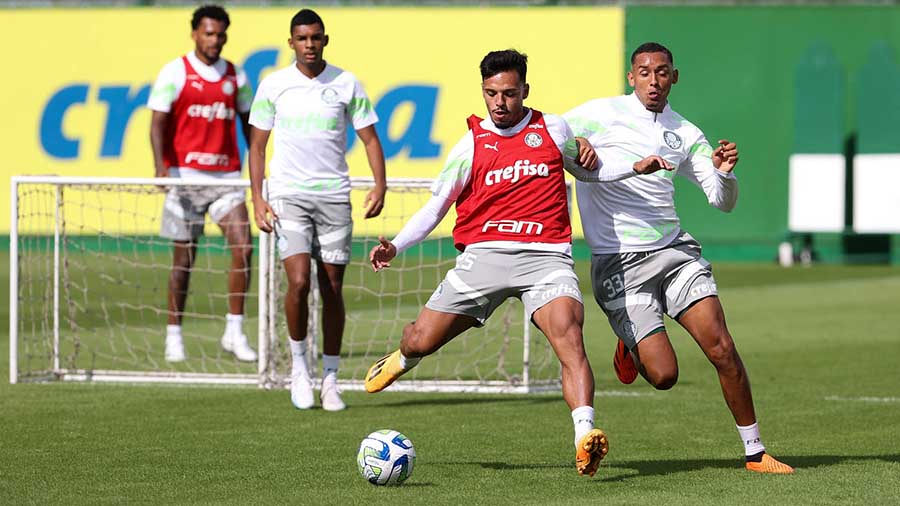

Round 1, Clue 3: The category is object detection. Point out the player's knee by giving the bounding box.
[286,275,311,298]
[646,367,678,390]
[231,243,253,264]
[319,279,344,301]
[400,323,434,357]
[706,332,738,370]
[169,265,190,284]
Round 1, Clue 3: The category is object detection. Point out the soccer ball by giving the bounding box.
[356,429,416,486]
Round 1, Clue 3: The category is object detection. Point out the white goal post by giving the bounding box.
[9,176,566,393]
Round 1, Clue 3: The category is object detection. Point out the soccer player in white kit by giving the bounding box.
[249,10,387,412]
[148,5,258,364]
[564,42,793,474]
[365,49,670,477]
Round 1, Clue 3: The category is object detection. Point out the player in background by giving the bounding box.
[564,42,793,474]
[148,4,257,364]
[365,49,670,477]
[249,9,387,412]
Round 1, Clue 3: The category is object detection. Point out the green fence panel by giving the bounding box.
[625,5,900,261]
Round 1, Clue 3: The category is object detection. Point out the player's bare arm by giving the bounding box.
[357,125,387,219]
[149,110,170,180]
[248,126,277,232]
[369,236,397,272]
[239,111,252,145]
[633,155,674,175]
[575,137,599,170]
[713,139,739,173]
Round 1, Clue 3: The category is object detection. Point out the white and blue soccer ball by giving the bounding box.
[356,429,416,486]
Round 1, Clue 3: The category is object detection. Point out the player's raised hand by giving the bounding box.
[633,155,674,175]
[713,139,739,173]
[364,185,387,219]
[252,196,277,233]
[575,137,600,170]
[370,236,397,272]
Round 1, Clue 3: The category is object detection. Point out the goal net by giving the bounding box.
[10,176,562,393]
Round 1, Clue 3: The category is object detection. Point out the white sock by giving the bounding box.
[571,406,595,448]
[399,353,421,370]
[322,354,340,384]
[736,422,766,456]
[166,325,182,338]
[290,339,310,379]
[225,313,243,335]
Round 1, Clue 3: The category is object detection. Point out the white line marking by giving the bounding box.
[824,395,900,403]
[596,390,656,398]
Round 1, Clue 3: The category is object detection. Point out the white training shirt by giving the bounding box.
[391,109,633,255]
[147,52,252,178]
[563,93,738,254]
[249,62,378,200]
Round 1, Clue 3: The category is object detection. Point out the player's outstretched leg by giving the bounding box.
[576,429,609,477]
[366,310,478,393]
[613,339,638,384]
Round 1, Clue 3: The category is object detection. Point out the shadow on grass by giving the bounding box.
[467,454,900,480]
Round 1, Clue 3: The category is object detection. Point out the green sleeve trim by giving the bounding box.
[150,83,176,105]
[566,116,606,138]
[564,138,579,160]
[690,142,713,158]
[237,84,253,106]
[349,97,374,122]
[436,157,471,183]
[250,98,275,123]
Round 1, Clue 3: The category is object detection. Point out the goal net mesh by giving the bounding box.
[11,177,561,391]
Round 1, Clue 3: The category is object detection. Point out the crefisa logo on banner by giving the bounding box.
[38,48,442,161]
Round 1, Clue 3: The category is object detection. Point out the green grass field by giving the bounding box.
[2,259,900,505]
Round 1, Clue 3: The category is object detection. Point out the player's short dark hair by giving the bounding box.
[631,42,674,65]
[480,49,528,83]
[291,9,325,33]
[191,4,230,30]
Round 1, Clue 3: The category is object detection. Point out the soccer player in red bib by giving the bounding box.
[365,49,668,477]
[148,5,256,363]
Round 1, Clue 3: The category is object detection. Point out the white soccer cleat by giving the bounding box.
[320,380,346,411]
[222,333,257,362]
[291,375,314,410]
[165,335,186,363]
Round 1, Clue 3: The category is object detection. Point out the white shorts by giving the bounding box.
[159,169,245,241]
[426,246,583,326]
[590,232,718,349]
[271,194,353,265]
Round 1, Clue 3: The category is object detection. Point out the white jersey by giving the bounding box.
[564,93,738,254]
[147,51,252,114]
[249,62,378,200]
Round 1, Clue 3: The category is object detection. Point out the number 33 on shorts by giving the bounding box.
[602,273,625,299]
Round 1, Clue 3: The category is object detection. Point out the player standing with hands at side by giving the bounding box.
[564,42,793,474]
[249,9,387,411]
[148,4,257,364]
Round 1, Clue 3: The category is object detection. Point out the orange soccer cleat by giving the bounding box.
[575,429,609,477]
[745,453,794,474]
[364,350,405,393]
[613,340,638,385]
